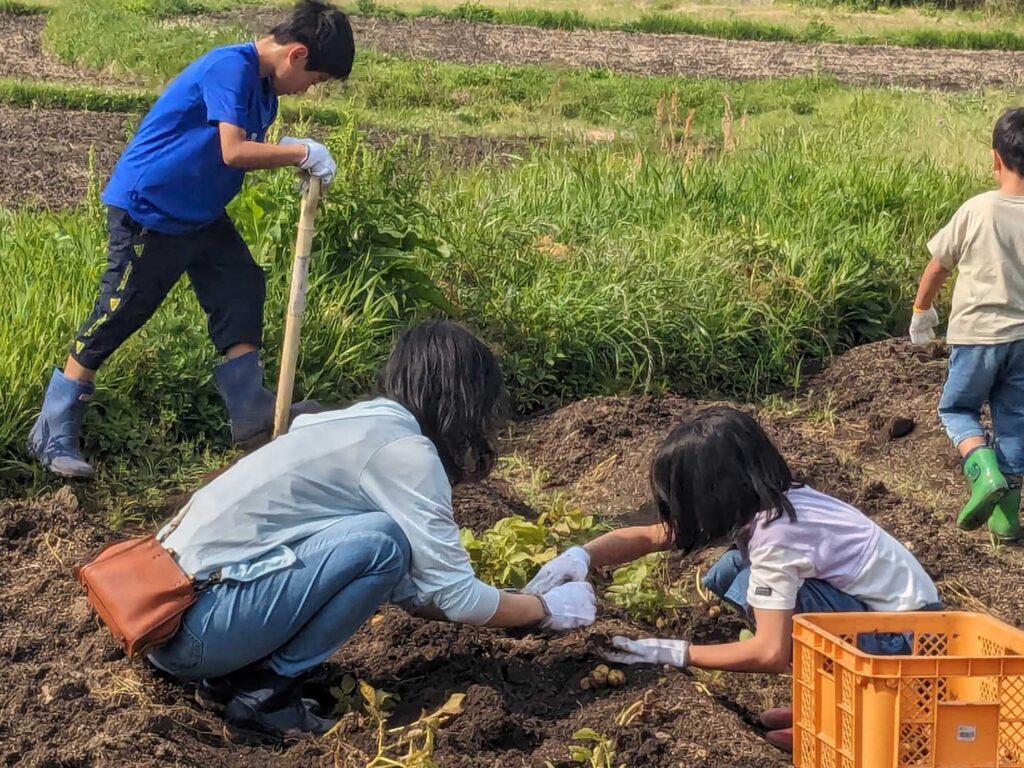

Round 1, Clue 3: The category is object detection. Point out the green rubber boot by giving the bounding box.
[989,485,1022,543]
[958,446,1009,531]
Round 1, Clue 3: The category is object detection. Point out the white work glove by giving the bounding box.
[909,306,939,345]
[280,137,337,187]
[524,546,590,595]
[538,581,597,632]
[597,636,690,668]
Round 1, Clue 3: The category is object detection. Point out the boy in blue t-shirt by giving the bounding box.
[28,0,353,479]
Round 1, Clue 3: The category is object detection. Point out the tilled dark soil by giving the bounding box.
[0,105,127,210]
[221,9,1024,90]
[0,101,537,210]
[3,338,1020,767]
[0,482,784,768]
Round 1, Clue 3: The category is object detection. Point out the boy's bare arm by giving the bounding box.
[217,122,307,170]
[913,257,952,310]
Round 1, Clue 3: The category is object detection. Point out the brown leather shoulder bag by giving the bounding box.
[74,507,217,658]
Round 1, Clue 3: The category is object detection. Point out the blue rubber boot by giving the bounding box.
[214,351,320,447]
[27,368,95,479]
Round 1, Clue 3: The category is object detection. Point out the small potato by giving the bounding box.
[579,677,593,691]
[607,669,627,687]
[591,664,610,684]
[708,605,722,619]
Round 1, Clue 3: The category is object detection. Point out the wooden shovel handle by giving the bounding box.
[273,176,322,439]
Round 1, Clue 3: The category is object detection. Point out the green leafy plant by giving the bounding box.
[460,501,604,588]
[447,1,499,23]
[568,728,624,768]
[604,553,688,625]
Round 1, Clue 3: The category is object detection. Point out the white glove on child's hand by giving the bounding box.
[909,306,939,345]
[538,581,597,632]
[280,137,337,186]
[524,546,591,595]
[597,636,690,668]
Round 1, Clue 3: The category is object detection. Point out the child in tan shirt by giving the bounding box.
[911,107,1024,541]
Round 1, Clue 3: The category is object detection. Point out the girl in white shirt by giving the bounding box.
[527,406,940,750]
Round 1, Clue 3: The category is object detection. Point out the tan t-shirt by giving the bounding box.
[928,191,1024,345]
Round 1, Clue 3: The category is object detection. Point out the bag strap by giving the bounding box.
[155,499,223,586]
[155,501,192,544]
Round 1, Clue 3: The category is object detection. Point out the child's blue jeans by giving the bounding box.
[148,512,411,681]
[939,340,1024,475]
[704,549,939,655]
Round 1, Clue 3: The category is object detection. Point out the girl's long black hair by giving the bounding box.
[378,320,509,484]
[650,406,798,553]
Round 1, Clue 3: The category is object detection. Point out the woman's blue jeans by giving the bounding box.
[148,512,410,681]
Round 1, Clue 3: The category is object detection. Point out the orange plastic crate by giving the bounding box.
[792,612,1024,768]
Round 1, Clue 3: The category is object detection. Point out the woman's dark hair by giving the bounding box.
[379,320,509,484]
[650,406,797,554]
[271,0,355,80]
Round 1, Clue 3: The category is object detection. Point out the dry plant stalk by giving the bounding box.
[655,96,666,150]
[722,94,735,153]
[667,92,679,150]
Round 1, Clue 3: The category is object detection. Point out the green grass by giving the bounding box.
[1,82,1003,506]
[215,0,1024,51]
[0,78,156,112]
[34,0,1024,76]
[35,0,843,140]
[4,0,1013,513]
[0,0,48,14]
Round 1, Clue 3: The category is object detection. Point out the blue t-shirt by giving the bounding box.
[102,43,278,235]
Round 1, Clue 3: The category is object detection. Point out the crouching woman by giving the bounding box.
[147,321,597,743]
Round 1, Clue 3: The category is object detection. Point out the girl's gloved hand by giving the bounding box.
[597,635,690,668]
[524,546,590,595]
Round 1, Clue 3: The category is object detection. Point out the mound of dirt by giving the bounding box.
[452,477,537,532]
[326,607,788,768]
[0,485,788,767]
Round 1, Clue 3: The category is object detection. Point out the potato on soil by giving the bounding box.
[607,669,627,687]
[591,664,610,684]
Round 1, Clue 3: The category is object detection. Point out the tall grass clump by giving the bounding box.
[1,124,449,494]
[419,111,980,408]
